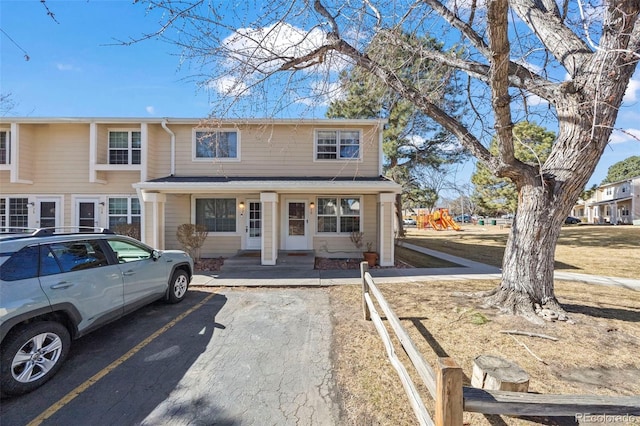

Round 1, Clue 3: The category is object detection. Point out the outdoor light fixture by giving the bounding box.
[239,201,245,216]
[309,201,315,214]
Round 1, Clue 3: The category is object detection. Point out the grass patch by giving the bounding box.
[330,280,640,425]
[404,225,640,278]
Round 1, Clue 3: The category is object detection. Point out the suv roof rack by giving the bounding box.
[0,227,38,235]
[31,227,116,236]
[0,227,116,240]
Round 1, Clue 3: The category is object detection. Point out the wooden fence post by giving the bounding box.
[360,261,371,321]
[436,357,463,426]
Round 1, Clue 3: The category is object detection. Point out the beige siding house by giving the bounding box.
[0,118,401,266]
[571,175,640,225]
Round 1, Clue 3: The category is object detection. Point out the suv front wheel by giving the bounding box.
[166,269,189,304]
[1,321,71,396]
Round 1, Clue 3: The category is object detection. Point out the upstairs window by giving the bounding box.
[317,197,361,233]
[109,130,141,165]
[315,130,361,160]
[194,130,239,160]
[0,131,10,164]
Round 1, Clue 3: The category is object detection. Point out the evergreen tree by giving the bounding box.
[601,156,640,184]
[471,122,555,215]
[326,32,464,233]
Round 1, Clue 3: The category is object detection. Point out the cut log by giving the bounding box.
[471,355,529,392]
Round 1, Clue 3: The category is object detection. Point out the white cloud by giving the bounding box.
[525,93,549,106]
[610,128,640,144]
[146,106,155,115]
[623,78,640,103]
[222,22,329,74]
[207,76,250,97]
[56,63,81,72]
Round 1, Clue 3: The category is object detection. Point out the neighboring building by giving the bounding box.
[572,175,640,225]
[0,117,401,266]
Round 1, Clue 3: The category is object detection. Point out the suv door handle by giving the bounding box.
[50,281,73,289]
[122,270,136,276]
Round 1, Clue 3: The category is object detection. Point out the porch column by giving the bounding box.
[141,192,166,249]
[260,192,278,266]
[378,193,396,267]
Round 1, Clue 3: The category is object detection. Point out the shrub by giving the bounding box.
[176,224,208,262]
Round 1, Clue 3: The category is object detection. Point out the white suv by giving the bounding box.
[0,228,194,397]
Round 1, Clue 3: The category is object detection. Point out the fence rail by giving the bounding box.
[359,262,640,425]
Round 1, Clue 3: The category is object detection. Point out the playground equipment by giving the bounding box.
[417,208,461,231]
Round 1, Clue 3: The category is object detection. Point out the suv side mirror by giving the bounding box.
[152,250,161,261]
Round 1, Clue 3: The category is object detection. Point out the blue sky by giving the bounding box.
[1,0,638,189]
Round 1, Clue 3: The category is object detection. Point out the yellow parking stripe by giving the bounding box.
[27,292,218,426]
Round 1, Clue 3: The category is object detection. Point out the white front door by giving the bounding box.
[36,197,61,229]
[246,200,261,250]
[285,201,308,250]
[76,199,100,231]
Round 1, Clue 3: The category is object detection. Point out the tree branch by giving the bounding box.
[510,0,592,77]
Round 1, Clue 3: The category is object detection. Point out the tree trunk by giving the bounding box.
[484,99,613,323]
[484,183,563,323]
[395,193,405,237]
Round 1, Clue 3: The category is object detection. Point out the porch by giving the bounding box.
[221,250,316,273]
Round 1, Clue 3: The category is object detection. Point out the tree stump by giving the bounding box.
[471,355,530,392]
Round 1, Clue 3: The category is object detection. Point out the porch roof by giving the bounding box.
[587,196,633,206]
[133,175,402,194]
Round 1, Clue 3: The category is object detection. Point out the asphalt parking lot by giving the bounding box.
[1,287,340,426]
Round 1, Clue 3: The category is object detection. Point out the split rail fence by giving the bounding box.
[359,262,640,426]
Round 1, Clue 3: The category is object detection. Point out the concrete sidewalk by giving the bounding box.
[191,242,640,291]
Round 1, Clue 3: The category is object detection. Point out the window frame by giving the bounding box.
[192,128,241,162]
[108,129,142,165]
[193,197,238,234]
[0,197,29,229]
[107,197,141,236]
[314,129,362,161]
[0,130,10,165]
[316,196,362,234]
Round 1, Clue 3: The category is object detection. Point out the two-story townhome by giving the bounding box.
[571,175,640,225]
[0,117,401,266]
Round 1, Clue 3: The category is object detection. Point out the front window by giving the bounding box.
[317,197,361,233]
[0,197,29,229]
[108,197,141,239]
[0,131,10,165]
[196,198,236,232]
[194,130,238,159]
[109,130,141,165]
[315,130,361,160]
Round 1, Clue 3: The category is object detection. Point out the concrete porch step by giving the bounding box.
[221,250,316,272]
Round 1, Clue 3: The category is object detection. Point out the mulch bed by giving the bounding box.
[194,256,412,272]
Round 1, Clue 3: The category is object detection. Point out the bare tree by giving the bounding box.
[137,0,639,322]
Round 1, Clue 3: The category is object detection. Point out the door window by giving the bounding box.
[39,201,57,228]
[288,202,305,236]
[47,240,109,273]
[78,202,96,230]
[249,202,261,237]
